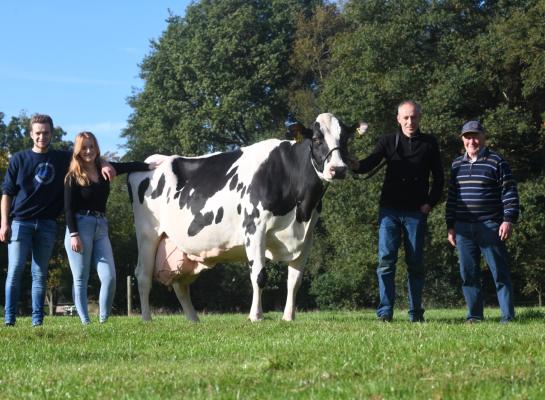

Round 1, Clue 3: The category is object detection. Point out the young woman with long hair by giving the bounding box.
[64,131,156,324]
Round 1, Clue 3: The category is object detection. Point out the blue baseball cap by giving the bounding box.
[461,120,484,136]
[284,113,298,128]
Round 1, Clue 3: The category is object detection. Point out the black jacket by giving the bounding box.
[356,129,444,211]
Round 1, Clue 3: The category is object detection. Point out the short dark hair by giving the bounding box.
[30,114,54,132]
[397,100,421,115]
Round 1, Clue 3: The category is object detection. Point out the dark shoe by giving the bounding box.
[466,318,481,324]
[411,316,426,323]
[378,315,392,322]
[5,322,15,327]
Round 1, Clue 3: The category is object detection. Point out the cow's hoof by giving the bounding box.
[282,316,295,322]
[248,314,264,322]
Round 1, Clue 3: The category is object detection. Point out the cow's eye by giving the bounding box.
[313,137,322,145]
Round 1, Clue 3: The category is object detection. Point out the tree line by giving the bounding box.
[1,0,544,315]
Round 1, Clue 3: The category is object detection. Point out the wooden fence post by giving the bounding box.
[127,275,132,316]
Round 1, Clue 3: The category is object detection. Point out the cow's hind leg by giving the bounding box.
[245,226,267,322]
[135,238,159,321]
[248,261,266,321]
[282,264,303,321]
[172,280,199,322]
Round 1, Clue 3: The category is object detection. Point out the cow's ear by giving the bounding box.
[301,127,314,140]
[310,121,322,139]
[351,121,369,136]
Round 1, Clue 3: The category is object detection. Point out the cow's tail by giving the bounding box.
[145,154,171,164]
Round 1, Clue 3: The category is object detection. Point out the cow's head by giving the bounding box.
[304,113,367,182]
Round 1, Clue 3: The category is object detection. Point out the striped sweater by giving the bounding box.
[445,147,519,229]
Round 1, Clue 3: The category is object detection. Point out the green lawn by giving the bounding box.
[1,308,544,399]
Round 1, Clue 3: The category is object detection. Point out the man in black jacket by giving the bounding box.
[352,100,444,322]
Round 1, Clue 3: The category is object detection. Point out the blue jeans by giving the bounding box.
[64,214,116,324]
[455,220,515,322]
[4,219,58,326]
[377,207,427,321]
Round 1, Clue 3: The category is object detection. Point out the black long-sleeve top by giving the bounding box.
[64,161,149,233]
[355,129,444,211]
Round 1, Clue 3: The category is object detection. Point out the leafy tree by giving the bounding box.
[287,3,347,123]
[123,0,323,159]
[510,177,545,306]
[475,0,545,179]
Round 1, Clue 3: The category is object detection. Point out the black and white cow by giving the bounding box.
[128,113,366,322]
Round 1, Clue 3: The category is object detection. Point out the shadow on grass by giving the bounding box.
[429,308,545,324]
[510,308,545,323]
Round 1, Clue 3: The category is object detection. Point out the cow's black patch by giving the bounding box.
[257,268,267,289]
[237,204,242,215]
[171,152,241,216]
[166,187,171,203]
[170,152,242,232]
[229,174,238,191]
[248,260,254,267]
[151,174,166,199]
[187,211,214,236]
[127,178,133,204]
[138,178,150,204]
[240,186,246,199]
[246,237,250,247]
[242,208,259,235]
[236,183,243,192]
[246,140,325,223]
[215,207,224,224]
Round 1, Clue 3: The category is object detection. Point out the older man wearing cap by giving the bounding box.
[446,120,519,323]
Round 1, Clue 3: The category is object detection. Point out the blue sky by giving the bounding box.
[0,1,192,155]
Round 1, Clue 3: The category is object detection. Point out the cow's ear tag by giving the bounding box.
[292,124,304,142]
[356,122,369,136]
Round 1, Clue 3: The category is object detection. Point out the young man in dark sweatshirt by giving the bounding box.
[352,100,444,322]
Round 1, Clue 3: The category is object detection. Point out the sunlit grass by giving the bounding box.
[1,308,544,399]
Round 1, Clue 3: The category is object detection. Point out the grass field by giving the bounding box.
[1,308,545,399]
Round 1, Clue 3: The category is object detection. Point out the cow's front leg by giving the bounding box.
[245,227,266,322]
[172,280,199,322]
[283,264,303,321]
[282,216,316,321]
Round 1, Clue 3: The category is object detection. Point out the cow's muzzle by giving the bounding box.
[329,165,347,179]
